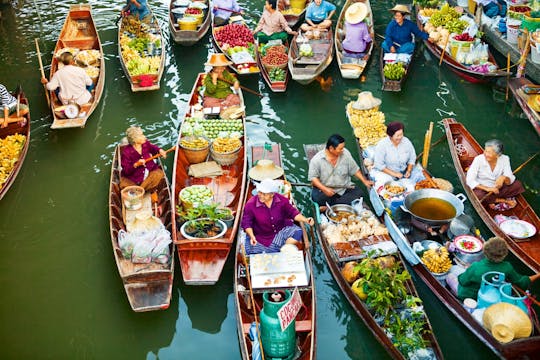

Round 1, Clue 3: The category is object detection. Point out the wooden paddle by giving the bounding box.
[219,77,264,98]
[505,52,511,101]
[214,6,240,13]
[34,38,50,107]
[479,151,539,203]
[375,33,401,48]
[439,36,450,66]
[289,182,355,189]
[142,146,176,164]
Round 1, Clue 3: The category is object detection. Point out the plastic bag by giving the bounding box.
[132,238,155,264]
[118,229,135,258]
[151,229,172,264]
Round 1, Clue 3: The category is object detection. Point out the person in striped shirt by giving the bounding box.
[1,84,29,122]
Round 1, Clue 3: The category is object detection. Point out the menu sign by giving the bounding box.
[277,287,303,332]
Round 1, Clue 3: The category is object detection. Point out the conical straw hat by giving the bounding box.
[345,3,368,25]
[248,159,284,181]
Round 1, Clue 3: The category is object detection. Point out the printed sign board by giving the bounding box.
[277,287,303,332]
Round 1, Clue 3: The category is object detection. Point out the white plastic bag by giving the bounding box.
[117,229,135,258]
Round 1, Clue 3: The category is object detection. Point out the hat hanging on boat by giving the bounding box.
[248,159,284,181]
[527,94,540,113]
[345,2,368,25]
[256,178,280,193]
[205,53,233,67]
[351,91,382,110]
[389,4,411,15]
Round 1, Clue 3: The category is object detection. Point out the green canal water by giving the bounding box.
[1,0,539,359]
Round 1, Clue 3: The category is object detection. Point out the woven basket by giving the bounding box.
[181,144,210,164]
[210,144,241,165]
[263,62,287,71]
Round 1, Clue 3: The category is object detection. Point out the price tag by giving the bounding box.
[277,287,303,331]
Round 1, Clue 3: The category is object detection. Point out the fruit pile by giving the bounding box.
[185,8,202,15]
[421,247,452,274]
[183,117,243,140]
[180,185,213,204]
[180,136,209,150]
[346,103,386,149]
[214,23,254,48]
[212,137,242,154]
[262,46,288,67]
[424,4,468,46]
[120,17,162,77]
[383,62,406,80]
[0,134,26,188]
[454,32,474,41]
[269,67,286,82]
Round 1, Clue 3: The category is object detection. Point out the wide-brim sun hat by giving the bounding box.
[527,94,540,112]
[256,178,280,193]
[205,53,232,67]
[351,91,382,110]
[345,2,368,25]
[248,159,284,181]
[389,4,411,15]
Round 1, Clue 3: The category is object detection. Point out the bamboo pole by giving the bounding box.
[34,38,51,107]
[439,36,450,66]
[505,52,511,101]
[517,30,530,79]
[422,122,433,168]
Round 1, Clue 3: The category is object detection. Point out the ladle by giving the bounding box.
[326,202,336,217]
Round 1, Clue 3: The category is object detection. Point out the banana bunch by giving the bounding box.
[0,134,26,188]
[422,247,452,274]
[346,103,387,148]
[383,62,406,80]
[418,8,437,17]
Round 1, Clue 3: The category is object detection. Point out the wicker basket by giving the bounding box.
[181,143,210,164]
[210,144,241,165]
[263,62,287,72]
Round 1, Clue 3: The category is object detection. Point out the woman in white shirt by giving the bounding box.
[466,139,524,210]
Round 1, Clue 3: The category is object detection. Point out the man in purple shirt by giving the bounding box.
[241,179,314,254]
[120,126,167,191]
[213,0,243,26]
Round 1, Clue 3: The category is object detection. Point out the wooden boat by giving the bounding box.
[443,119,540,273]
[416,7,510,84]
[257,40,290,92]
[235,143,316,360]
[48,4,105,129]
[508,77,540,137]
[278,0,311,29]
[304,144,443,360]
[171,73,247,285]
[289,27,334,85]
[211,16,260,76]
[379,44,414,91]
[118,6,166,92]
[0,87,30,200]
[354,142,540,359]
[108,145,175,312]
[334,0,374,79]
[169,0,211,45]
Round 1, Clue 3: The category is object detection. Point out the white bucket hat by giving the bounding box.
[351,91,382,110]
[345,3,368,25]
[256,178,279,193]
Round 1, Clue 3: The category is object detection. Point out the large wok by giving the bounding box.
[401,189,467,226]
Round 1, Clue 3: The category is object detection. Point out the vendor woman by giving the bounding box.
[120,126,167,191]
[371,121,424,187]
[241,178,314,254]
[253,0,297,43]
[203,53,241,109]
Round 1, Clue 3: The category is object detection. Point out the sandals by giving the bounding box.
[489,197,517,211]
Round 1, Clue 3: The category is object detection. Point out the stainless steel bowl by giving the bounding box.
[325,204,356,223]
[401,189,467,226]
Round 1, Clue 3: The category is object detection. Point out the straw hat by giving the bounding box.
[389,4,411,15]
[345,2,368,25]
[248,159,284,181]
[351,91,382,110]
[205,53,232,67]
[527,94,540,112]
[256,178,280,193]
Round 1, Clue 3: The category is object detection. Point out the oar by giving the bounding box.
[415,134,446,162]
[439,36,450,66]
[142,146,176,164]
[479,151,540,203]
[289,182,355,189]
[375,33,401,48]
[34,38,50,106]
[220,77,264,98]
[505,52,511,101]
[214,6,239,13]
[240,246,266,360]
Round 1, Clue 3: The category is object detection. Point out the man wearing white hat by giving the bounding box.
[241,178,314,254]
[341,2,372,60]
[308,134,373,207]
[382,4,432,54]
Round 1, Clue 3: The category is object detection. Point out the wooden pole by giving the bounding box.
[505,52,511,101]
[517,29,530,78]
[422,122,433,168]
[34,38,51,107]
[220,77,264,98]
[142,146,176,164]
[416,134,445,161]
[439,36,450,66]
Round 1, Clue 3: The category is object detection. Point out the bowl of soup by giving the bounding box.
[401,189,467,226]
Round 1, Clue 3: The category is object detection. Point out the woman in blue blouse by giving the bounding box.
[382,4,432,55]
[300,0,336,32]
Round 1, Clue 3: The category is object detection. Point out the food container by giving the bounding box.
[430,269,450,285]
[325,204,356,224]
[179,185,214,209]
[178,17,198,31]
[401,189,467,226]
[383,180,406,197]
[121,186,145,210]
[185,12,204,25]
[210,143,241,165]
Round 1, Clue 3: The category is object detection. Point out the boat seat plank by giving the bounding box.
[242,319,312,334]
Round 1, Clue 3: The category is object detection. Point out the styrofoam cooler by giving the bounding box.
[507,19,522,44]
[531,41,540,64]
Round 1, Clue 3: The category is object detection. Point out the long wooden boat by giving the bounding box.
[443,119,540,273]
[379,45,415,91]
[118,5,166,92]
[108,145,175,312]
[235,143,316,360]
[416,7,509,84]
[171,73,247,285]
[278,0,311,29]
[304,144,443,360]
[334,0,374,79]
[48,4,105,129]
[289,27,334,85]
[508,77,540,137]
[169,0,211,45]
[211,17,260,76]
[0,88,30,200]
[354,141,540,359]
[257,40,290,92]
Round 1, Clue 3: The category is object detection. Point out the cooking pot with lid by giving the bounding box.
[401,189,467,226]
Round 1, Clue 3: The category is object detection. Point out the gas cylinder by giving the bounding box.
[477,271,505,309]
[260,290,296,359]
[499,283,529,315]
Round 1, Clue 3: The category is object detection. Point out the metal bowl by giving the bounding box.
[383,180,406,197]
[401,189,467,226]
[325,204,356,223]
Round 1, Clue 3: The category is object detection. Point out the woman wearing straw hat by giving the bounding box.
[382,4,432,55]
[308,134,373,207]
[341,2,372,60]
[241,178,314,254]
[202,53,241,109]
[120,126,167,191]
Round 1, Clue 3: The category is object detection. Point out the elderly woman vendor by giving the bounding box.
[371,121,424,187]
[120,126,167,191]
[241,178,314,254]
[465,139,525,210]
[203,53,241,109]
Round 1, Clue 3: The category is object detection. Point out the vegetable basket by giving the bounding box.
[262,61,288,71]
[180,139,210,164]
[210,143,241,165]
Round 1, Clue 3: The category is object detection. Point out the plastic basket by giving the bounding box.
[210,144,241,165]
[522,15,540,32]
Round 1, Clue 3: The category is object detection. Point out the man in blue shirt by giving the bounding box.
[300,0,336,32]
[121,0,150,21]
[382,4,432,55]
